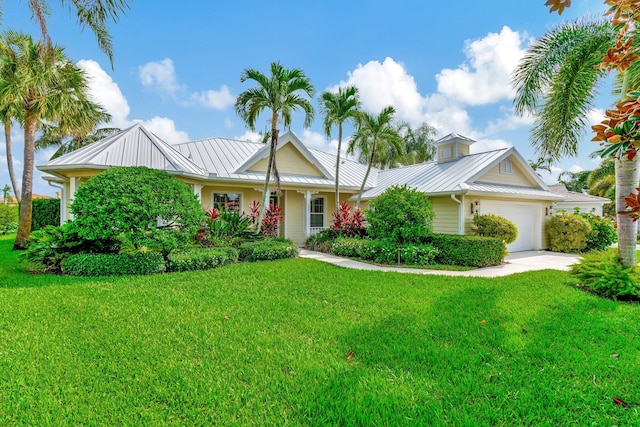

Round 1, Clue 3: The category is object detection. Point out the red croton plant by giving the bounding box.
[547,0,640,220]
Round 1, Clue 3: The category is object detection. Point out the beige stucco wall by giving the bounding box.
[477,156,538,187]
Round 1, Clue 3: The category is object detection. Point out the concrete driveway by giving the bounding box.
[298,249,580,278]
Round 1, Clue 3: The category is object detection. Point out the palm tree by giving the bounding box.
[235,62,315,228]
[0,93,22,201]
[587,158,616,217]
[319,85,360,211]
[14,0,132,67]
[36,114,117,160]
[512,18,640,265]
[348,106,403,207]
[398,122,438,165]
[0,31,108,249]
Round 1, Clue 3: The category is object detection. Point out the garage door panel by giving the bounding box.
[481,202,538,252]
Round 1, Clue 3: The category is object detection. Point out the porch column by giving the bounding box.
[193,184,202,204]
[68,177,80,220]
[305,191,311,238]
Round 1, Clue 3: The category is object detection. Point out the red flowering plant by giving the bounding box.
[260,204,282,237]
[331,201,366,237]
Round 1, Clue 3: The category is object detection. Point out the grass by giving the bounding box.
[1,234,639,425]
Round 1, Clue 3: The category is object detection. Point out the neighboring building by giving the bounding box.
[0,194,54,205]
[548,184,611,217]
[38,124,565,252]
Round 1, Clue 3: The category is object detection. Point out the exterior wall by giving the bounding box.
[248,143,324,177]
[477,157,538,187]
[554,202,604,217]
[286,191,306,245]
[437,142,470,163]
[430,196,461,234]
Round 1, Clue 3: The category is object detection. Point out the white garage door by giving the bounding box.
[481,202,539,252]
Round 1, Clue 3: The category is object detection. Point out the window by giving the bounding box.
[309,197,325,228]
[213,193,241,212]
[500,158,512,174]
[440,147,452,159]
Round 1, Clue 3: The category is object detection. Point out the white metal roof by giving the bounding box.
[38,123,207,178]
[433,132,476,146]
[548,184,611,203]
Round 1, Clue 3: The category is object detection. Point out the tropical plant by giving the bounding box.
[472,214,518,244]
[546,214,592,253]
[558,169,591,193]
[570,249,640,301]
[2,184,10,204]
[320,85,360,211]
[397,122,438,165]
[0,31,109,249]
[587,158,616,216]
[348,106,403,206]
[366,185,434,244]
[512,16,640,265]
[331,201,365,238]
[235,62,315,228]
[14,0,132,67]
[0,88,22,200]
[260,204,282,237]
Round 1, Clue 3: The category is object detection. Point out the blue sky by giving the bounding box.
[1,0,610,197]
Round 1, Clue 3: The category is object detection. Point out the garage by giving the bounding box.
[481,201,541,252]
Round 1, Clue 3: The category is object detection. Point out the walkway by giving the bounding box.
[298,249,580,278]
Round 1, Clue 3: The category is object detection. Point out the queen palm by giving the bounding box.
[348,106,403,207]
[397,122,438,165]
[235,62,315,229]
[0,91,22,201]
[320,86,360,211]
[0,31,108,249]
[512,18,640,265]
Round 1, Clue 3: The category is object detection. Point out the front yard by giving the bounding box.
[0,234,639,425]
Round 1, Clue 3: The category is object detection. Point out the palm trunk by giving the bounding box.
[4,120,20,200]
[256,120,279,232]
[616,155,640,266]
[355,147,376,208]
[334,125,342,211]
[13,113,36,250]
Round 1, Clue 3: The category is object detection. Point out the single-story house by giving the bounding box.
[547,184,611,216]
[38,124,565,252]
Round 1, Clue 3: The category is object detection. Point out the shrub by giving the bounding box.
[580,213,616,252]
[547,214,592,253]
[331,237,370,258]
[0,204,18,234]
[400,244,439,266]
[31,198,60,231]
[166,247,238,272]
[366,185,434,243]
[238,239,299,262]
[422,233,505,267]
[331,238,438,266]
[305,228,339,252]
[571,249,640,301]
[62,252,166,276]
[472,214,518,244]
[70,166,205,244]
[197,209,259,246]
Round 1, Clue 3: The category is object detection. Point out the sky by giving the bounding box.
[0,0,611,197]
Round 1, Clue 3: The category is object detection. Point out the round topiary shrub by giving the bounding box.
[547,213,592,253]
[366,185,434,244]
[580,213,616,252]
[472,214,518,244]
[69,166,205,249]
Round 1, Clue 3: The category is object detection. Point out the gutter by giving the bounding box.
[450,194,464,235]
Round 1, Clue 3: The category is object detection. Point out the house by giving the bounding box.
[547,184,611,216]
[38,124,565,252]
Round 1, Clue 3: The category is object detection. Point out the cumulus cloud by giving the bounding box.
[587,108,605,126]
[234,130,264,143]
[138,58,184,96]
[482,108,535,136]
[80,60,190,143]
[436,26,526,105]
[300,130,329,150]
[470,138,512,154]
[139,58,235,110]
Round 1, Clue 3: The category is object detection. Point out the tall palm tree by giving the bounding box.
[0,31,108,249]
[235,62,315,229]
[587,158,616,217]
[319,85,360,211]
[512,18,640,265]
[348,106,403,207]
[12,0,132,67]
[398,122,438,165]
[0,94,22,201]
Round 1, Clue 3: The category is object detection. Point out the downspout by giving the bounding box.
[450,194,464,235]
[48,180,67,225]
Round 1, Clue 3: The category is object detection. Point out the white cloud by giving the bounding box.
[331,57,424,125]
[470,138,512,154]
[136,117,189,144]
[568,164,584,173]
[483,108,535,136]
[138,58,184,96]
[139,58,234,110]
[537,165,563,184]
[587,108,605,126]
[234,130,264,143]
[190,85,235,110]
[78,59,130,128]
[436,26,526,105]
[300,129,329,150]
[224,118,234,129]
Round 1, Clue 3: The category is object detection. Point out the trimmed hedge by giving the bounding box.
[31,198,60,231]
[422,233,505,267]
[0,204,18,234]
[472,214,518,244]
[167,247,238,272]
[331,237,439,266]
[547,214,591,253]
[238,239,299,262]
[62,252,166,276]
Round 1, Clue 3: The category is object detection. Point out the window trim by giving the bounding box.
[500,158,512,174]
[309,196,326,228]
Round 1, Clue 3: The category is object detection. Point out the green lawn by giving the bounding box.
[0,235,639,426]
